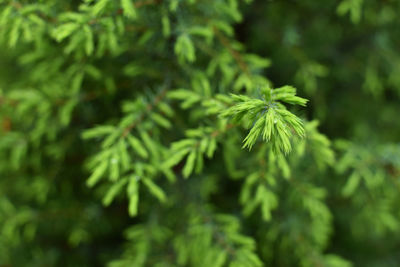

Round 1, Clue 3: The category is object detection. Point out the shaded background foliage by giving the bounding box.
[1,0,400,266]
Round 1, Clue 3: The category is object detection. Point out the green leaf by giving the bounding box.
[127,134,148,159]
[118,140,130,171]
[262,108,274,141]
[273,85,308,106]
[139,130,158,157]
[206,138,217,158]
[142,178,166,203]
[162,13,170,37]
[102,130,120,148]
[127,177,139,216]
[9,17,22,47]
[71,72,84,94]
[121,0,137,19]
[87,160,108,187]
[163,148,191,168]
[82,126,115,139]
[174,34,196,63]
[337,0,363,24]
[167,89,201,103]
[103,178,128,206]
[157,102,175,117]
[188,26,213,38]
[83,25,94,55]
[342,172,361,197]
[243,116,265,150]
[92,0,110,16]
[109,155,120,181]
[52,23,79,42]
[183,150,196,178]
[151,113,171,129]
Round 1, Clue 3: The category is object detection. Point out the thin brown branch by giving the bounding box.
[211,123,235,138]
[2,117,12,132]
[134,0,162,8]
[10,1,22,9]
[122,87,168,137]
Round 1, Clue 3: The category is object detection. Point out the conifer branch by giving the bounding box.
[221,85,308,153]
[122,86,169,137]
[2,0,396,265]
[213,27,250,75]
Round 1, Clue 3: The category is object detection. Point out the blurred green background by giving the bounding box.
[1,0,400,266]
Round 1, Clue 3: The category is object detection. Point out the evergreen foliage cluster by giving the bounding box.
[1,0,400,266]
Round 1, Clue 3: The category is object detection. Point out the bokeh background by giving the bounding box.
[1,0,400,266]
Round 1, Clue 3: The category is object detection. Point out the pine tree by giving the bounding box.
[1,0,400,266]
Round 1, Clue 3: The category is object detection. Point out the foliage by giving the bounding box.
[1,0,400,266]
